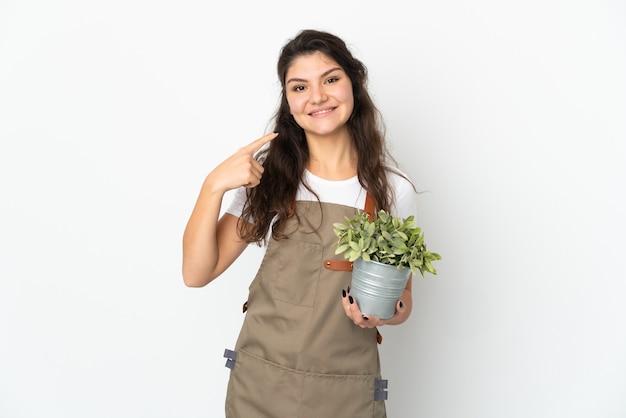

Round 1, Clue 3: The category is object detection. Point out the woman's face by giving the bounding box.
[285,51,354,139]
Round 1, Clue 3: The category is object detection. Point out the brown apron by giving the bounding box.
[224,197,388,417]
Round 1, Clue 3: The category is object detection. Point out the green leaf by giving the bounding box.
[348,252,360,262]
[335,244,350,254]
[333,223,347,231]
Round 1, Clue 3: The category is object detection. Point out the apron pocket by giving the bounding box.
[226,349,384,418]
[226,349,301,418]
[299,371,382,417]
[272,239,322,307]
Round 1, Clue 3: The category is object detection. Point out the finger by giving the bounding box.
[243,178,262,188]
[241,157,266,188]
[348,296,367,327]
[244,170,265,188]
[242,164,262,184]
[377,301,402,323]
[341,289,353,320]
[243,131,279,154]
[249,158,265,177]
[396,299,405,312]
[365,315,385,328]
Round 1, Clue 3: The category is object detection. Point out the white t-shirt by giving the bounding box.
[225,168,418,223]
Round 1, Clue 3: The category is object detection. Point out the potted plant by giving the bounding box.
[333,210,441,319]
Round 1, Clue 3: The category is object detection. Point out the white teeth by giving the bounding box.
[312,109,333,115]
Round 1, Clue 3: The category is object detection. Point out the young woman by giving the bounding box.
[183,29,418,417]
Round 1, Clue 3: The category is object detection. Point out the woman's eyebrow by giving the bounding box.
[286,67,344,85]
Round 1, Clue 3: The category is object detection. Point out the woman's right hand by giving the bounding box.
[182,132,278,287]
[206,131,278,193]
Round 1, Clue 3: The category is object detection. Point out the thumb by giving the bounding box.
[396,299,405,313]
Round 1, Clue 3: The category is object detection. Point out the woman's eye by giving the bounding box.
[326,77,339,84]
[293,85,305,92]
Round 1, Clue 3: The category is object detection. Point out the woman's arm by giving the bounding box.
[182,132,277,287]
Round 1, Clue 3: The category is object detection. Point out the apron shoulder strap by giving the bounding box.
[364,191,375,221]
[324,190,376,272]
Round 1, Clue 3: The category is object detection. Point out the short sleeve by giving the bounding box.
[387,169,418,220]
[224,187,247,218]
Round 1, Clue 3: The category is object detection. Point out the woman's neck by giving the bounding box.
[305,133,357,180]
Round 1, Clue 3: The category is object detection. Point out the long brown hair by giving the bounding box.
[239,29,397,243]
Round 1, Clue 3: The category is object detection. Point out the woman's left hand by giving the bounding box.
[340,288,408,328]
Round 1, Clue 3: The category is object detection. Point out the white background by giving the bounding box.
[1,1,625,417]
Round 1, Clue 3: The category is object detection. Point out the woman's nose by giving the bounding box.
[309,84,327,104]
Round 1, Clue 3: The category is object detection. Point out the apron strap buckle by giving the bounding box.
[374,379,388,400]
[223,349,238,370]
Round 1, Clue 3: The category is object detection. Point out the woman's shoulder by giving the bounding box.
[384,166,418,219]
[385,166,415,191]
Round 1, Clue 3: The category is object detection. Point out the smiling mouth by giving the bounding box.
[309,107,335,116]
